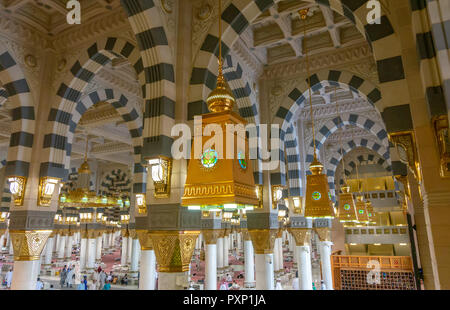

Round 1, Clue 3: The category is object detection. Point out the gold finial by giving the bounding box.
[206,0,236,113]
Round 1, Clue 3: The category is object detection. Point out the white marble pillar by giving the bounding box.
[9,239,14,255]
[273,238,280,273]
[244,240,255,287]
[95,235,102,263]
[44,237,54,266]
[54,233,60,256]
[121,236,128,267]
[139,249,156,290]
[297,245,313,290]
[237,232,242,251]
[255,254,274,290]
[217,237,224,270]
[57,235,66,261]
[205,243,217,290]
[85,238,96,273]
[130,238,140,276]
[127,236,133,265]
[319,241,333,290]
[79,238,87,272]
[278,238,284,272]
[11,260,40,290]
[223,235,229,268]
[65,234,73,261]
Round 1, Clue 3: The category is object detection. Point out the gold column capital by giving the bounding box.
[314,227,332,242]
[288,228,311,246]
[129,229,137,239]
[248,229,278,254]
[241,229,251,241]
[121,229,130,238]
[136,230,153,250]
[149,230,199,273]
[202,229,221,244]
[276,228,283,239]
[10,230,52,261]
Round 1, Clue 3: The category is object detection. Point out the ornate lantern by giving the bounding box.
[337,184,358,225]
[146,156,172,198]
[8,176,27,206]
[38,177,60,206]
[181,0,258,211]
[304,158,335,218]
[355,195,369,225]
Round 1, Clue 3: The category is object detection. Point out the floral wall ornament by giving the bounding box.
[161,0,174,14]
[24,54,37,68]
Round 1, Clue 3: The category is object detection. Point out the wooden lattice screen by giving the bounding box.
[331,255,416,290]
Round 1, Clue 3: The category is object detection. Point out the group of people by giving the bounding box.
[59,265,77,288]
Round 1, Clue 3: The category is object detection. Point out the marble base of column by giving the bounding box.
[11,260,41,290]
[139,250,156,290]
[158,272,188,290]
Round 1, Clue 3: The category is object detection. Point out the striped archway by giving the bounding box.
[99,168,131,197]
[120,0,177,160]
[39,38,145,184]
[0,47,36,178]
[305,112,389,164]
[189,0,410,134]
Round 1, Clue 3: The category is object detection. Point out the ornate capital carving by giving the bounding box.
[136,230,153,250]
[288,228,311,246]
[241,229,251,241]
[202,229,221,244]
[10,230,52,261]
[432,115,450,178]
[314,227,331,242]
[248,229,278,254]
[149,231,200,273]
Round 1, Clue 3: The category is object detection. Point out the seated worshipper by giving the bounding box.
[226,273,233,282]
[292,272,300,290]
[36,277,44,290]
[231,280,240,290]
[103,281,111,290]
[121,274,128,286]
[275,279,283,290]
[219,280,228,290]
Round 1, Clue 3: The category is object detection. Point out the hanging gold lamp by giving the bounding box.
[333,87,357,225]
[181,0,258,211]
[365,200,376,225]
[301,8,334,219]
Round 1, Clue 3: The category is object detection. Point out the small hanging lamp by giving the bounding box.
[353,155,369,225]
[301,9,334,219]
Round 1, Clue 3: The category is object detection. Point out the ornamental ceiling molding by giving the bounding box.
[0,12,49,49]
[297,98,378,121]
[191,0,232,63]
[0,37,41,105]
[232,39,263,80]
[90,142,132,155]
[156,0,177,59]
[263,42,374,80]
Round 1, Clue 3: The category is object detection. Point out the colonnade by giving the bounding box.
[0,225,334,290]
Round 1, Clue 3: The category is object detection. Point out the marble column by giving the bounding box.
[290,228,313,290]
[121,232,129,268]
[127,235,133,266]
[217,235,224,271]
[149,231,199,290]
[278,237,284,272]
[85,235,96,273]
[65,233,73,261]
[79,236,87,272]
[249,229,277,290]
[315,227,333,290]
[10,230,51,290]
[57,234,66,262]
[140,249,156,290]
[95,233,102,263]
[130,237,140,277]
[44,237,54,267]
[223,233,229,269]
[203,230,219,290]
[243,230,255,288]
[273,237,280,273]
